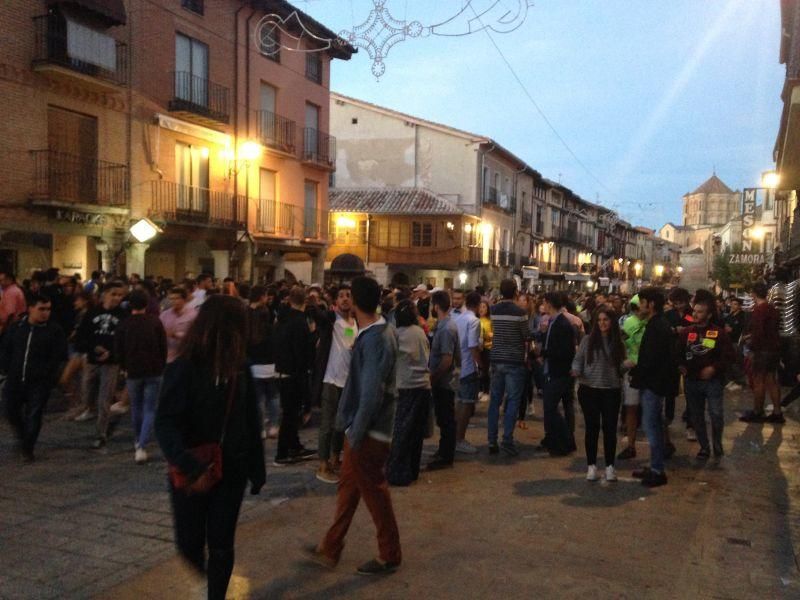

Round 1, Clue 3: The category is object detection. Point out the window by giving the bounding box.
[48,106,98,203]
[412,222,433,247]
[181,0,204,15]
[765,232,774,253]
[259,22,280,62]
[304,180,319,237]
[482,166,490,200]
[765,190,774,211]
[175,142,209,213]
[175,34,208,106]
[258,169,277,231]
[306,53,322,84]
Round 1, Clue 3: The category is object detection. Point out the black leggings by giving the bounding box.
[578,385,621,467]
[170,476,247,600]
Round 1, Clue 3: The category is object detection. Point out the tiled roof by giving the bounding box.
[330,188,464,215]
[690,174,735,195]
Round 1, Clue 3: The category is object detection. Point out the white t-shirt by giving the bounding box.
[323,313,358,388]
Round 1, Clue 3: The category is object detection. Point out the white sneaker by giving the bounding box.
[134,448,148,464]
[110,401,129,415]
[479,392,490,403]
[725,382,742,391]
[605,465,618,482]
[586,465,599,481]
[686,428,697,442]
[456,440,478,454]
[74,409,96,422]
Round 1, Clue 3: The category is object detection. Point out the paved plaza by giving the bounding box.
[1,390,799,599]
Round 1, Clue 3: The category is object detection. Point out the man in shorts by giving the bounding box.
[740,283,784,423]
[455,291,482,455]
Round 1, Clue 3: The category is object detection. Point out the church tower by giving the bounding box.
[682,174,741,227]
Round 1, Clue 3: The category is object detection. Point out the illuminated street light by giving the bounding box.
[761,170,780,189]
[464,223,473,234]
[677,266,684,273]
[458,271,468,285]
[336,215,357,229]
[129,218,161,243]
[634,262,643,274]
[239,141,262,162]
[446,221,455,231]
[655,264,665,277]
[750,226,766,240]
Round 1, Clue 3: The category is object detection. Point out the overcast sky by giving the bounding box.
[295,0,784,230]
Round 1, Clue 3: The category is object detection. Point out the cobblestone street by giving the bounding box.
[1,389,799,599]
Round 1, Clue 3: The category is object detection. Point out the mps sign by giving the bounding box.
[741,189,757,251]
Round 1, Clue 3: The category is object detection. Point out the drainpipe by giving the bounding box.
[365,215,371,266]
[126,2,133,213]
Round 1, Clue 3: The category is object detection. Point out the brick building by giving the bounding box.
[0,0,353,282]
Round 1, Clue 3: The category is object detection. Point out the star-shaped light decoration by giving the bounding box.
[339,0,426,79]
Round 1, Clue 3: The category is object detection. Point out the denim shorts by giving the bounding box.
[458,372,480,404]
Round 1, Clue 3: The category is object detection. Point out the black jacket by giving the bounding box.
[246,305,276,365]
[115,313,167,379]
[542,313,576,379]
[274,307,313,377]
[0,318,67,386]
[155,358,266,493]
[631,312,677,396]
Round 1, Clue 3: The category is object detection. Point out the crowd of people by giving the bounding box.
[0,265,792,598]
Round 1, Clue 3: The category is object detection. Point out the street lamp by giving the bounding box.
[458,271,468,285]
[655,264,665,277]
[762,170,780,190]
[129,218,161,243]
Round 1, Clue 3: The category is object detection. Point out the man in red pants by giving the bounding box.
[308,276,401,575]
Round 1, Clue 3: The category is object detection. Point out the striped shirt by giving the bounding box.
[489,300,529,365]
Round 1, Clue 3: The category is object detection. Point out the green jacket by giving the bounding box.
[622,314,647,365]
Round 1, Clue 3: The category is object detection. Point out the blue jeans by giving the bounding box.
[253,378,281,426]
[640,389,665,473]
[488,363,527,444]
[127,376,161,448]
[684,379,724,455]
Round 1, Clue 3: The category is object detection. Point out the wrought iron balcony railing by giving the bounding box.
[32,14,129,86]
[30,150,128,207]
[302,128,336,168]
[170,71,230,124]
[256,110,296,155]
[150,181,245,228]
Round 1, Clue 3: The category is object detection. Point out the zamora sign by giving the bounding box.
[729,253,766,264]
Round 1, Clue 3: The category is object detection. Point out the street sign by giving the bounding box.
[728,253,766,264]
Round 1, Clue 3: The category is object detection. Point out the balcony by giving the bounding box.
[302,128,336,169]
[255,201,328,241]
[32,14,128,91]
[256,110,296,156]
[30,150,128,208]
[149,181,246,229]
[303,208,328,240]
[169,71,230,126]
[461,246,483,265]
[485,187,498,205]
[520,256,538,267]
